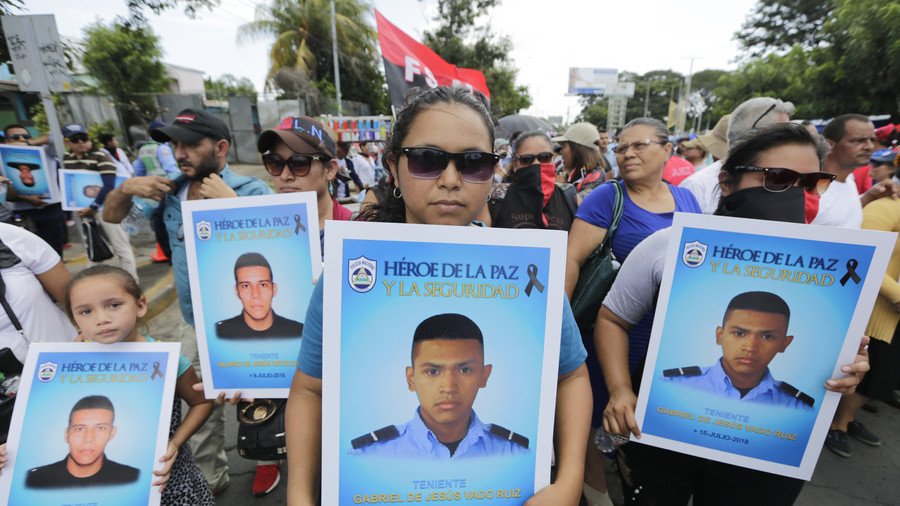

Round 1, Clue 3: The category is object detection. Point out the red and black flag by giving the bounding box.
[375,10,490,110]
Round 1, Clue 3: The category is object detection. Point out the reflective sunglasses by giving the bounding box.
[734,165,836,195]
[614,139,667,155]
[7,133,31,141]
[515,152,554,165]
[262,153,323,178]
[399,147,499,183]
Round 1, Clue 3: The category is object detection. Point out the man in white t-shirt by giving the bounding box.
[680,99,794,213]
[812,114,884,228]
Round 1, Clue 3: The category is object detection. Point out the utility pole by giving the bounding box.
[643,80,651,117]
[330,0,342,115]
[677,56,700,134]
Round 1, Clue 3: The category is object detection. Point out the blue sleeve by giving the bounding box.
[672,185,702,213]
[298,279,324,378]
[177,355,192,376]
[92,173,117,208]
[558,296,587,376]
[158,144,180,179]
[133,158,146,176]
[574,181,616,228]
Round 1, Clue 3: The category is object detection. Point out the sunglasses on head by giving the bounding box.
[262,153,323,178]
[515,152,554,165]
[399,147,498,183]
[734,165,836,195]
[7,134,31,141]
[68,134,89,143]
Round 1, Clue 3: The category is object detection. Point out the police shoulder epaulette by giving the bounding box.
[663,366,702,378]
[778,382,815,407]
[351,425,400,449]
[489,424,529,449]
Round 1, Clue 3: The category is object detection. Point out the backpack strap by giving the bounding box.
[557,183,578,218]
[591,180,624,258]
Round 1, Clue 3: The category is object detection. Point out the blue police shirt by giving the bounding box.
[134,165,272,324]
[663,359,813,410]
[297,280,587,378]
[351,409,528,459]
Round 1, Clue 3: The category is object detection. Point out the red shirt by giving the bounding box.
[332,198,353,221]
[852,165,872,195]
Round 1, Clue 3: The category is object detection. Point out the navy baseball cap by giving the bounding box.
[871,148,898,165]
[151,109,230,143]
[62,124,88,138]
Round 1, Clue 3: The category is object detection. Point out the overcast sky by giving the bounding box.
[25,0,758,120]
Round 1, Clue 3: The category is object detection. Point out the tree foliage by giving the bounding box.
[82,20,170,98]
[735,0,834,58]
[126,0,219,23]
[422,0,531,118]
[204,74,257,100]
[238,0,388,113]
[719,0,899,119]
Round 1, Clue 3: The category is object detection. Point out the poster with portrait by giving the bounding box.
[0,144,61,209]
[58,169,128,211]
[322,222,566,505]
[184,192,322,399]
[0,342,180,506]
[634,213,894,480]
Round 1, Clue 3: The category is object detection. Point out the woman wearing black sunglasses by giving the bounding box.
[597,123,863,506]
[482,130,577,230]
[564,117,701,506]
[286,86,592,506]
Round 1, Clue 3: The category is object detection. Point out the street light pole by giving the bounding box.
[330,0,342,115]
[643,80,651,117]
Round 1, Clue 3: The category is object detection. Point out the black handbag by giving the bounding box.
[236,399,286,461]
[81,217,114,262]
[570,180,625,328]
[0,266,24,444]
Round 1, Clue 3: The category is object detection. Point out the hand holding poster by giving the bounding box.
[183,192,322,399]
[322,222,566,505]
[58,169,127,211]
[0,342,180,506]
[634,213,894,479]
[0,144,60,209]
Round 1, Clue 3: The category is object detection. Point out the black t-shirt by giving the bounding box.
[216,312,303,339]
[25,456,140,488]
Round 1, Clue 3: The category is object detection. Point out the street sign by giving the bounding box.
[605,81,636,98]
[2,14,70,93]
[607,96,628,130]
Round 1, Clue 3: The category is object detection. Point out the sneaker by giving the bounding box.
[847,420,882,446]
[252,463,281,497]
[825,429,851,458]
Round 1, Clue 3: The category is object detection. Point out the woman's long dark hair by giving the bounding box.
[356,86,494,223]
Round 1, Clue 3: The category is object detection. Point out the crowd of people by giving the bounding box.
[0,86,895,505]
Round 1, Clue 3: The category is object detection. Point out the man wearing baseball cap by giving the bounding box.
[62,123,139,280]
[102,108,271,494]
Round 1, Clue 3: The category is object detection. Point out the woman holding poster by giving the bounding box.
[596,123,870,504]
[286,86,592,505]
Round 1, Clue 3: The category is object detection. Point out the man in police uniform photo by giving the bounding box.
[6,159,40,187]
[25,395,140,488]
[350,313,529,458]
[216,252,303,339]
[663,291,814,409]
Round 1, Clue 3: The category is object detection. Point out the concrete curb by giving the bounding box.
[143,269,176,323]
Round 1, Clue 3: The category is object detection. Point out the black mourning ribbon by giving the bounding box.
[150,361,163,380]
[840,259,861,286]
[525,264,545,297]
[294,214,306,235]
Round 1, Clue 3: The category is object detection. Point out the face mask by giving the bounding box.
[714,186,805,224]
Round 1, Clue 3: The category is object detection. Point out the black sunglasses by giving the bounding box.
[399,147,498,183]
[68,134,89,143]
[262,153,323,178]
[515,152,554,165]
[734,165,835,195]
[7,134,31,141]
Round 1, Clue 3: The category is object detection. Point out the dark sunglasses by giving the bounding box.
[7,134,31,141]
[68,134,89,143]
[734,165,836,195]
[399,147,498,183]
[515,152,554,165]
[262,153,323,178]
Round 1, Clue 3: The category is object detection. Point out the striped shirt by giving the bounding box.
[64,150,117,208]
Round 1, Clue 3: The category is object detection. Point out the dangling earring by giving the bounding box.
[328,179,336,196]
[392,186,402,199]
